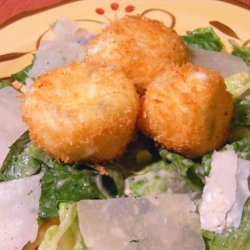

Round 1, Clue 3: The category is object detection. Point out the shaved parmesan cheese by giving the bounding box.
[188,46,249,77]
[26,18,93,86]
[0,87,26,165]
[200,149,250,233]
[26,41,85,85]
[200,150,238,233]
[77,194,205,250]
[0,174,42,250]
[226,158,250,228]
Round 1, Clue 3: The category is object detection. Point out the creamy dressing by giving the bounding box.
[125,168,190,196]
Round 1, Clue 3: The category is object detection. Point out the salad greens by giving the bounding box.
[0,57,34,90]
[0,132,125,219]
[39,164,106,218]
[183,27,250,67]
[0,79,12,89]
[182,27,224,52]
[225,72,250,99]
[159,149,204,192]
[125,160,191,197]
[11,63,33,83]
[225,73,250,141]
[203,199,250,250]
[39,203,87,250]
[126,137,250,250]
[230,40,250,66]
[231,136,250,160]
[0,131,41,181]
[233,98,250,127]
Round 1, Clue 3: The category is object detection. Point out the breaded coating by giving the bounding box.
[138,63,233,158]
[21,62,139,163]
[86,15,188,93]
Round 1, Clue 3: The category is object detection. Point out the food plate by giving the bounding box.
[0,1,249,249]
[0,0,249,79]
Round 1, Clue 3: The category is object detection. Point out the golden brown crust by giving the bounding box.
[21,62,139,163]
[86,15,188,93]
[138,63,233,158]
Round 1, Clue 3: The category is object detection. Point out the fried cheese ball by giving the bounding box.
[21,62,139,163]
[138,63,233,158]
[86,15,188,93]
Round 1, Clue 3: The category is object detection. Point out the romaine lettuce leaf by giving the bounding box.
[125,160,191,197]
[231,136,250,160]
[0,131,42,181]
[1,132,125,219]
[182,27,224,52]
[0,80,12,89]
[39,203,88,250]
[224,73,250,141]
[159,149,204,192]
[39,160,125,218]
[225,72,250,99]
[11,63,33,83]
[229,97,250,141]
[39,164,107,218]
[233,98,250,127]
[230,40,250,66]
[0,56,34,91]
[11,55,35,84]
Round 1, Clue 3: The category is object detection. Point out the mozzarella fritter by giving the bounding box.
[86,15,188,93]
[21,63,139,163]
[138,63,233,158]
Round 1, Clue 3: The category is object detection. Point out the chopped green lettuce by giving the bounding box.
[1,131,30,170]
[39,203,88,250]
[1,132,124,219]
[125,160,191,197]
[0,80,12,89]
[230,136,250,160]
[11,63,33,83]
[224,72,250,141]
[203,199,250,250]
[0,131,41,181]
[182,27,224,52]
[159,149,204,192]
[230,97,250,142]
[233,98,250,126]
[1,143,41,181]
[229,126,250,143]
[201,153,212,177]
[225,72,250,99]
[230,40,250,66]
[39,161,125,218]
[201,136,250,176]
[0,56,34,90]
[39,164,108,218]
